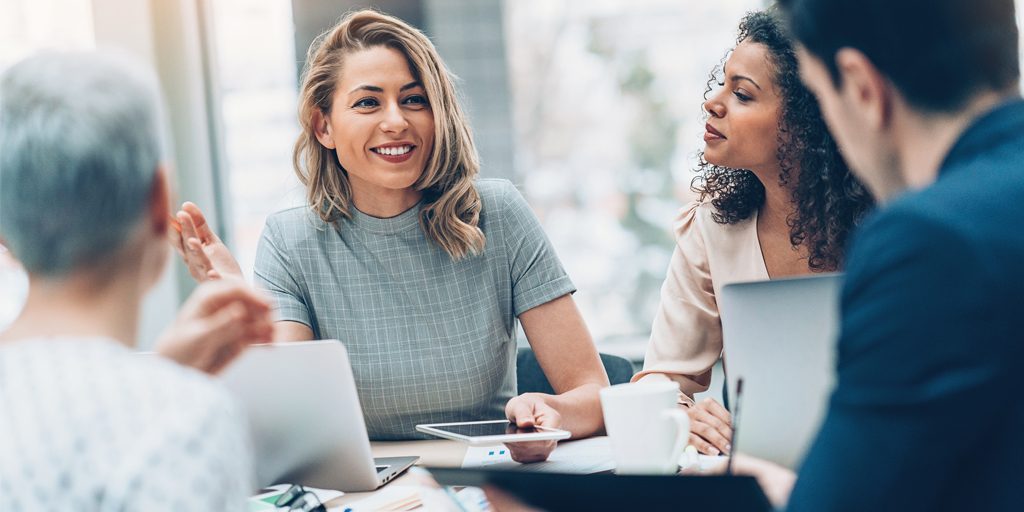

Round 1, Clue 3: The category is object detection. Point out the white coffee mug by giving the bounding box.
[600,381,690,474]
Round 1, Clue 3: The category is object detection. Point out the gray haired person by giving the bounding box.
[0,51,272,511]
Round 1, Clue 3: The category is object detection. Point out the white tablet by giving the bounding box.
[416,420,571,446]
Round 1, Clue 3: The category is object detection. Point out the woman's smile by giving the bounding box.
[370,142,417,163]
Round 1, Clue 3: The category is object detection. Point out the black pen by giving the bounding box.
[727,377,744,475]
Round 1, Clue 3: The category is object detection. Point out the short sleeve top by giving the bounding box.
[631,201,769,405]
[0,337,253,512]
[253,179,575,439]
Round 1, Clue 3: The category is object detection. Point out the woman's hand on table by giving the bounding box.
[688,397,733,455]
[168,201,243,281]
[503,393,562,463]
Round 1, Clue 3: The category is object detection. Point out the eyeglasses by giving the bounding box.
[274,484,326,512]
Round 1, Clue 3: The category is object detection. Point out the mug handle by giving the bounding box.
[661,409,691,472]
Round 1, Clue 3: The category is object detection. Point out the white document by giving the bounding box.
[331,485,421,512]
[460,435,729,475]
[461,436,615,474]
[679,452,729,473]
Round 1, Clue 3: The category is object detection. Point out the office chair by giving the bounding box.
[516,347,635,394]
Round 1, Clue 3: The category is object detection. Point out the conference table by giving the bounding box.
[326,439,469,507]
[317,438,735,509]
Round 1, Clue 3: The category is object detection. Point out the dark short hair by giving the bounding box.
[778,0,1020,113]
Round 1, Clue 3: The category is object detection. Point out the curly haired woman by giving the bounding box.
[632,9,872,455]
[168,10,608,462]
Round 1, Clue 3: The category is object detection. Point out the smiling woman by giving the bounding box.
[168,9,609,462]
[310,46,434,218]
[291,14,485,259]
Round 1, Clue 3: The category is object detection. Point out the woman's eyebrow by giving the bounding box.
[349,84,383,94]
[730,74,763,91]
[347,81,422,94]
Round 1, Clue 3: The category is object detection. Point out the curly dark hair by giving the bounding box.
[691,9,872,271]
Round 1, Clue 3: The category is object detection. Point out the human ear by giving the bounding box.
[148,165,172,235]
[835,48,893,131]
[312,109,336,149]
[135,164,172,291]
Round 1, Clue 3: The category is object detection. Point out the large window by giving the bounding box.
[7,0,1024,344]
[211,0,304,282]
[505,0,761,356]
[209,0,758,357]
[208,0,757,359]
[70,0,1023,359]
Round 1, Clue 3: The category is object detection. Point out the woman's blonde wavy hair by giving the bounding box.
[293,9,485,259]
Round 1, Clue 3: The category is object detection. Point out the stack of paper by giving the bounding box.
[461,436,615,473]
[461,435,731,475]
[335,485,421,511]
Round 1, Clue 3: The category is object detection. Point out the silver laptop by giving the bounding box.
[219,340,418,492]
[720,273,842,469]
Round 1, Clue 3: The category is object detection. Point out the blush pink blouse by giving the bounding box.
[631,200,769,406]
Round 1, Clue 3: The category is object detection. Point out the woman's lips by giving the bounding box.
[704,123,726,142]
[371,145,416,163]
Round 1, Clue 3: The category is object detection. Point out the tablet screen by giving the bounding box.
[434,421,541,437]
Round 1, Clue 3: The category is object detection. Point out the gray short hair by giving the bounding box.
[0,51,165,276]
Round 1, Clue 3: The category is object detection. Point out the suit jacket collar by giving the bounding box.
[938,97,1024,178]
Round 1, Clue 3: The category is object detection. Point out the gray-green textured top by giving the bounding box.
[253,179,575,439]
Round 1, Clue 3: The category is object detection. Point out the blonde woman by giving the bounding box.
[170,9,608,462]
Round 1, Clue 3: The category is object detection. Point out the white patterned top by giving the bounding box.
[0,337,253,511]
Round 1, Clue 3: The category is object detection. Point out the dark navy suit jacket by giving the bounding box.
[789,100,1024,511]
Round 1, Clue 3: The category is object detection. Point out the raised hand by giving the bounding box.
[154,278,273,374]
[167,201,242,282]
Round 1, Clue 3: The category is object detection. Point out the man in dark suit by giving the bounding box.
[738,0,1024,509]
